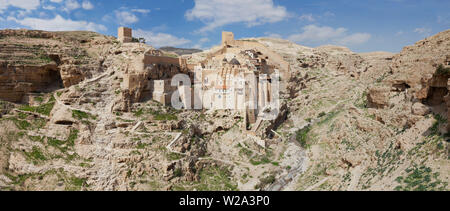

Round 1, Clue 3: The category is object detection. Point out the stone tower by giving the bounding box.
[118,27,132,43]
[222,31,235,45]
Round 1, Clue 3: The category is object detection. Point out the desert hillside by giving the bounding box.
[0,29,448,191]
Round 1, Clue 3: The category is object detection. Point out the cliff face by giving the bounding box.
[389,30,450,91]
[0,30,114,103]
[367,30,450,129]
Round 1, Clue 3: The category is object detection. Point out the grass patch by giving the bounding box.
[435,64,450,76]
[395,165,448,191]
[317,111,340,126]
[166,152,185,161]
[295,125,311,148]
[193,166,238,191]
[19,101,55,116]
[429,114,447,136]
[250,155,271,166]
[24,146,47,164]
[72,110,96,120]
[65,177,89,191]
[151,110,178,121]
[133,107,178,121]
[255,174,276,189]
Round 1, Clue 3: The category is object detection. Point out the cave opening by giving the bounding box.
[424,87,449,106]
[393,83,411,92]
[54,120,74,126]
[37,67,64,93]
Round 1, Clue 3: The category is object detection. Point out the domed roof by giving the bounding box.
[229,58,240,65]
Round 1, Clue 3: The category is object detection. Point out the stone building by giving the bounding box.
[120,28,289,130]
[118,27,132,43]
[222,31,235,45]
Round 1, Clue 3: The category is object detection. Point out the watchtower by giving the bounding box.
[222,31,235,45]
[118,27,132,43]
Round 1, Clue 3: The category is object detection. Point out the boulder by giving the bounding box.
[411,102,431,116]
[50,103,76,125]
[367,86,390,109]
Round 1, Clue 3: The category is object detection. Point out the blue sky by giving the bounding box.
[0,0,449,52]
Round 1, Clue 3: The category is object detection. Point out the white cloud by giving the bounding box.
[43,5,56,10]
[0,0,41,12]
[63,0,80,12]
[299,14,315,22]
[50,0,63,3]
[8,15,107,32]
[288,25,347,43]
[437,15,450,25]
[193,37,210,50]
[414,27,431,36]
[103,8,151,26]
[264,32,282,39]
[185,0,289,32]
[134,29,191,47]
[287,25,371,46]
[395,30,404,36]
[81,1,94,10]
[323,11,335,18]
[115,10,138,25]
[199,37,209,43]
[131,9,150,14]
[192,44,203,49]
[337,33,371,46]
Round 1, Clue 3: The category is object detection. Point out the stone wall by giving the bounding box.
[143,55,182,66]
[234,40,290,73]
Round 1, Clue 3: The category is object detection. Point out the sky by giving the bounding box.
[0,0,449,52]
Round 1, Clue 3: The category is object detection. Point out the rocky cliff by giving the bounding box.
[0,29,113,103]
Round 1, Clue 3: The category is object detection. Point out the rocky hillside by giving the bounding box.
[159,46,202,56]
[0,30,114,103]
[0,29,448,191]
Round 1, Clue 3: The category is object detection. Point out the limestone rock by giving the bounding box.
[388,30,450,92]
[50,103,76,125]
[411,102,431,116]
[367,86,390,109]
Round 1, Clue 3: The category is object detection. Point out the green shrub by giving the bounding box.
[24,146,47,164]
[72,110,96,120]
[255,174,276,189]
[295,125,311,148]
[435,64,450,76]
[173,168,183,177]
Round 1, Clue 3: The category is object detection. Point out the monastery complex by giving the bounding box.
[118,27,290,130]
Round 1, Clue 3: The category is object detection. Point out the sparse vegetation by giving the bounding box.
[72,110,96,120]
[295,125,311,148]
[435,64,450,76]
[19,97,55,116]
[395,165,448,191]
[194,166,238,191]
[133,107,178,121]
[24,146,47,164]
[255,174,276,189]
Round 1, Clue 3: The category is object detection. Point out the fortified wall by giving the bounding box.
[210,32,290,74]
